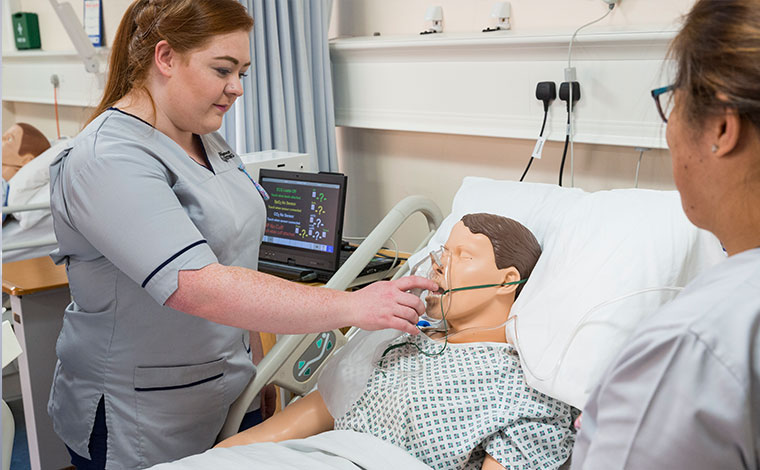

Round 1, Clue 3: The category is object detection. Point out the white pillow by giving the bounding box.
[7,139,69,229]
[408,177,725,408]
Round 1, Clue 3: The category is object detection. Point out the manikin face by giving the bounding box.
[425,221,516,322]
[3,125,29,180]
[163,30,251,136]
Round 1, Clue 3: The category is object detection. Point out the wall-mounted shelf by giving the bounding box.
[2,48,109,107]
[330,27,678,149]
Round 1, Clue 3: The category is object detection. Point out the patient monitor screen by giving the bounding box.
[259,173,343,255]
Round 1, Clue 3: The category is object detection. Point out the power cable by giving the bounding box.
[520,109,549,182]
[565,3,615,187]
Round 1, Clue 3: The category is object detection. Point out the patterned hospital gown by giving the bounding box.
[334,334,574,470]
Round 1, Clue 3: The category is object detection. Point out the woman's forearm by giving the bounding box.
[166,263,436,335]
[167,263,354,333]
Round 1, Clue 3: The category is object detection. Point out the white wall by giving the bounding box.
[2,0,132,54]
[2,0,132,136]
[2,0,697,252]
[329,0,696,251]
[330,0,692,38]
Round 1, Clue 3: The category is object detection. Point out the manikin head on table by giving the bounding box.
[426,213,541,343]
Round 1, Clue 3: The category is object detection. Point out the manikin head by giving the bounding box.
[427,213,541,342]
[2,123,50,181]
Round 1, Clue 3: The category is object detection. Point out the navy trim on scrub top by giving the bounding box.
[141,240,209,288]
[107,107,155,129]
[194,134,215,174]
[134,372,224,392]
[107,107,214,173]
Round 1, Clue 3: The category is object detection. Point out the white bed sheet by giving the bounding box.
[148,430,431,470]
[2,214,56,263]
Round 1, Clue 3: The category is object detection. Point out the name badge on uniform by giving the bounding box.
[218,150,235,162]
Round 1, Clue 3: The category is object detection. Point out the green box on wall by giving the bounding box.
[12,12,42,50]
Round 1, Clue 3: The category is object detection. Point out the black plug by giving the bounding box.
[535,81,557,112]
[559,81,581,112]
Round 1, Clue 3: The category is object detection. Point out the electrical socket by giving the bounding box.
[535,81,557,111]
[559,81,581,111]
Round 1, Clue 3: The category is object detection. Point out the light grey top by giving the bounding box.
[572,248,760,470]
[47,109,267,469]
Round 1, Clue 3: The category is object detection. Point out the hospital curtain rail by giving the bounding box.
[223,0,339,172]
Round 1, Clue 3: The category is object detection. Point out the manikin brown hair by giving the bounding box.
[670,0,760,132]
[15,123,51,158]
[88,0,253,124]
[460,213,541,299]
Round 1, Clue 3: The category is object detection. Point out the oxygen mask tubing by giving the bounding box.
[379,246,527,366]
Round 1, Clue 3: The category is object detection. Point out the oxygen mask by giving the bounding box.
[409,246,452,328]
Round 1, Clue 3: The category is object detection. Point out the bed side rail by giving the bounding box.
[218,195,443,441]
[1,203,57,252]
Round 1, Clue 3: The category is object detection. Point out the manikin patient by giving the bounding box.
[218,214,575,470]
[2,123,50,181]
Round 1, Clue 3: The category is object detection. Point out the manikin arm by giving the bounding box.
[482,454,507,470]
[215,390,334,448]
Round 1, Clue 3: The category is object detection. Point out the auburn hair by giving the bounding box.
[88,0,253,124]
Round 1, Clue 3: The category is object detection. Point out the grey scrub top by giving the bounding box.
[47,108,267,469]
[572,248,760,470]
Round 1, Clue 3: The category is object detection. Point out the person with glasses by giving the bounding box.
[572,1,760,469]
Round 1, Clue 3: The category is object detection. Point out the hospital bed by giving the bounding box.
[152,177,725,469]
[2,202,56,263]
[2,139,66,263]
[221,194,444,438]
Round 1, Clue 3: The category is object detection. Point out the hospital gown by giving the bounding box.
[335,334,575,470]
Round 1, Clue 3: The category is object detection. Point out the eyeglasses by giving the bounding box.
[651,84,675,123]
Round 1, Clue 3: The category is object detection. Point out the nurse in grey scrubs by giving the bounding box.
[47,1,437,468]
[572,0,760,468]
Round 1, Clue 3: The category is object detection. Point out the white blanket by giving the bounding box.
[149,430,432,470]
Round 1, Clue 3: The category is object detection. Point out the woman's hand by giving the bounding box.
[171,265,439,335]
[347,276,439,335]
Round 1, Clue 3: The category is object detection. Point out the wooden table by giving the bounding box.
[3,256,71,470]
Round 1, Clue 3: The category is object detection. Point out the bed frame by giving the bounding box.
[1,203,56,254]
[218,195,443,440]
[2,197,446,441]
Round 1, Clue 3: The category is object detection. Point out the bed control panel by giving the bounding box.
[292,331,336,382]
